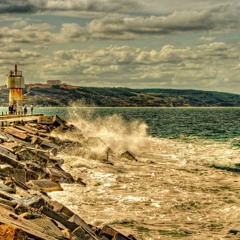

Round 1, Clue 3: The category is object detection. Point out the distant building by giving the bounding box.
[47,80,61,86]
[0,85,7,90]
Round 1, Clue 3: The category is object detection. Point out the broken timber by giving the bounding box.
[0,114,137,240]
[0,114,43,127]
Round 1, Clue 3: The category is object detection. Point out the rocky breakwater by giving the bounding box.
[0,115,137,240]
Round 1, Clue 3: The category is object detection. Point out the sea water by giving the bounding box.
[15,106,240,142]
[2,106,240,239]
[46,107,240,240]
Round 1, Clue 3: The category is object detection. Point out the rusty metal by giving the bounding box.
[7,64,25,113]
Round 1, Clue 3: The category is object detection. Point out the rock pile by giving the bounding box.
[0,115,137,240]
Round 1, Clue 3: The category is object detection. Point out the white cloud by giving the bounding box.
[0,1,239,93]
[1,4,239,45]
[0,23,54,44]
[55,4,240,42]
[200,36,216,42]
[32,42,238,91]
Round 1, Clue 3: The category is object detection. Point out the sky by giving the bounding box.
[0,0,240,94]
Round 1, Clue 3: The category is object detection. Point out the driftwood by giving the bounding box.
[0,205,59,240]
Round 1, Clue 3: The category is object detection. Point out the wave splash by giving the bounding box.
[65,106,149,155]
[49,106,240,240]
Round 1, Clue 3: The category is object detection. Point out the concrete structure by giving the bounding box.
[7,64,25,112]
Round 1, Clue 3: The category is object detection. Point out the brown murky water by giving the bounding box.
[49,136,240,240]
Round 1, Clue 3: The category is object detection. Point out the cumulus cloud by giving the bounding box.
[0,22,54,45]
[0,46,41,83]
[0,1,239,93]
[0,42,238,92]
[0,46,41,64]
[37,42,239,90]
[47,0,141,12]
[55,4,240,42]
[1,3,240,44]
[141,0,240,14]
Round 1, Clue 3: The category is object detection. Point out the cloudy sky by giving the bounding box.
[0,0,240,94]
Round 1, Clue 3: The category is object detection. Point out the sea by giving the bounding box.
[2,106,240,239]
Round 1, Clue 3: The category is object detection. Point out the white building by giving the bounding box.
[47,80,61,86]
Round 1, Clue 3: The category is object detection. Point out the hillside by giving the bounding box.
[1,85,240,107]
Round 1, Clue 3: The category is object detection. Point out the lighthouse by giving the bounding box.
[7,64,25,114]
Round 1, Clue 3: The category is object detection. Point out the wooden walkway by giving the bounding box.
[0,114,43,126]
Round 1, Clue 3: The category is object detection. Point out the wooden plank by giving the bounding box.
[69,214,101,240]
[0,152,25,168]
[0,114,42,120]
[0,144,18,160]
[29,217,64,239]
[46,167,74,183]
[31,136,42,145]
[1,142,23,153]
[100,225,131,240]
[0,131,16,142]
[0,183,16,193]
[0,190,16,201]
[0,205,58,240]
[27,180,63,192]
[27,148,49,163]
[40,206,77,231]
[40,140,60,150]
[4,127,30,141]
[15,125,38,135]
[52,115,66,126]
[51,201,74,218]
[38,116,53,125]
[13,169,27,184]
[13,195,46,208]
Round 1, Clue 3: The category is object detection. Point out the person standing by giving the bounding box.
[30,104,34,114]
[13,104,17,115]
[23,105,27,115]
[8,104,13,115]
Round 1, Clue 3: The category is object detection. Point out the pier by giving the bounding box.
[0,114,43,127]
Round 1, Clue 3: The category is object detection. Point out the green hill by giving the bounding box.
[1,85,240,107]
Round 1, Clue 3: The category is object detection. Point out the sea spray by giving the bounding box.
[48,107,240,240]
[65,105,150,155]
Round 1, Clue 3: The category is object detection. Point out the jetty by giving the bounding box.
[0,114,43,127]
[0,114,137,240]
[0,64,137,239]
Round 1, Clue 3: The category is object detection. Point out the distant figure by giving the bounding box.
[18,105,23,115]
[13,104,17,115]
[8,105,13,115]
[23,105,27,115]
[30,104,34,114]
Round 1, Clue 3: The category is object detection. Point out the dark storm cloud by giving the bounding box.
[86,4,240,39]
[0,0,39,13]
[0,0,141,14]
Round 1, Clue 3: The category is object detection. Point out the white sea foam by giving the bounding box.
[49,106,240,240]
[65,106,149,155]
